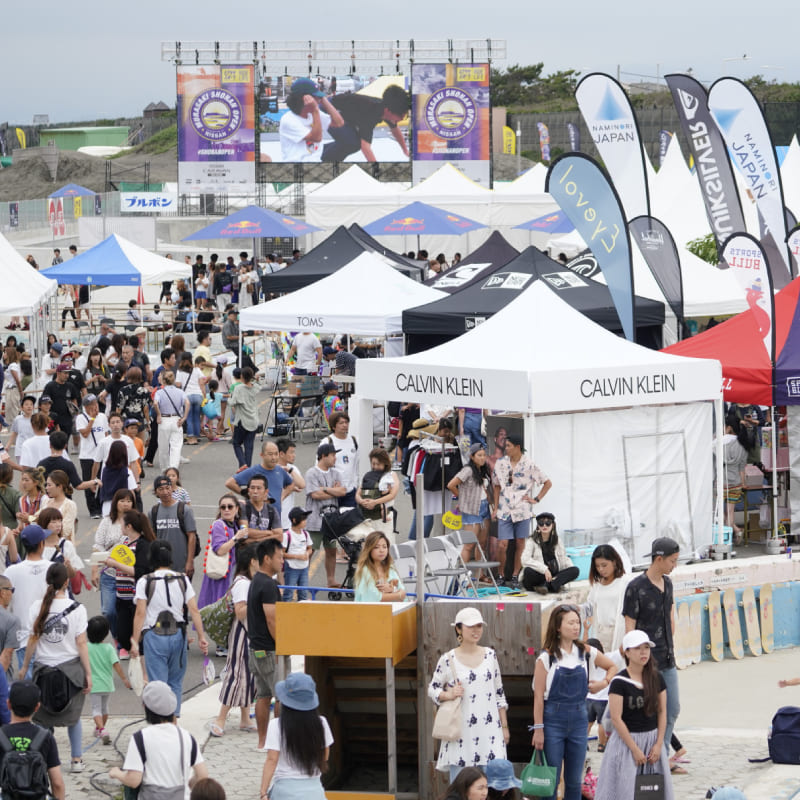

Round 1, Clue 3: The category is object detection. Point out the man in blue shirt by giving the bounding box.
[224,440,293,518]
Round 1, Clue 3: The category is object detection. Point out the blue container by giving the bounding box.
[712,524,733,546]
[566,546,594,581]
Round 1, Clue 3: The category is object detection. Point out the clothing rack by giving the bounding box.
[418,430,458,516]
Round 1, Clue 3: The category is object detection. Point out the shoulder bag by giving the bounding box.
[431,650,462,741]
[521,750,558,797]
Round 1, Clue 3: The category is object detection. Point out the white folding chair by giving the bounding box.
[446,529,502,596]
[423,536,472,597]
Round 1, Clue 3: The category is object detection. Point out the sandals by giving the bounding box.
[209,723,225,737]
[239,724,257,732]
[670,764,688,775]
[597,744,606,752]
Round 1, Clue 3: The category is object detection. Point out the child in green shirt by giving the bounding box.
[87,615,131,743]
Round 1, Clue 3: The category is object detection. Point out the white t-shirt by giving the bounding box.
[282,528,312,570]
[19,435,53,469]
[279,110,332,162]
[123,723,203,800]
[93,434,139,467]
[265,714,333,782]
[587,649,626,701]
[76,411,110,460]
[10,415,34,457]
[230,575,251,605]
[534,644,598,700]
[322,433,358,492]
[27,596,88,665]
[293,333,321,371]
[5,559,50,641]
[134,570,196,630]
[43,539,85,571]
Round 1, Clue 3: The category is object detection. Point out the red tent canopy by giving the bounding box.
[664,276,800,405]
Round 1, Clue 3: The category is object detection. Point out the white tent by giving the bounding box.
[0,232,59,314]
[238,251,446,336]
[494,163,548,195]
[781,134,800,222]
[355,281,722,562]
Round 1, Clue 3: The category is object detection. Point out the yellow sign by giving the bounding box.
[442,510,463,530]
[73,197,82,218]
[110,544,136,566]
[502,126,516,155]
[457,66,487,82]
[221,68,251,83]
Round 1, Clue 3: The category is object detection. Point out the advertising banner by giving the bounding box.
[546,153,636,341]
[708,77,791,283]
[537,122,551,161]
[73,197,82,218]
[120,192,178,214]
[628,215,684,322]
[502,125,515,154]
[721,232,775,361]
[412,63,490,186]
[8,203,18,228]
[49,198,65,237]
[177,65,256,193]
[665,74,746,247]
[788,224,800,277]
[575,73,650,219]
[658,130,672,168]
[566,122,581,152]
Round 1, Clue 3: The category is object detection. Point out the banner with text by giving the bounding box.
[789,224,800,277]
[566,122,581,152]
[120,192,178,214]
[575,73,650,219]
[708,77,791,284]
[546,153,636,340]
[721,232,775,361]
[177,65,256,193]
[537,122,551,161]
[412,63,490,186]
[629,215,684,322]
[665,74,746,248]
[658,130,672,168]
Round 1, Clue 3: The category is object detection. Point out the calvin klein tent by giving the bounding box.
[355,281,722,563]
[42,234,191,286]
[404,246,666,353]
[424,231,519,291]
[260,225,424,294]
[239,252,446,337]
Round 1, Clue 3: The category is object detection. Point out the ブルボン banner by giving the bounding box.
[177,65,256,193]
[721,232,775,362]
[412,63,490,186]
[665,73,745,248]
[629,215,684,323]
[708,77,792,284]
[566,122,581,152]
[546,153,636,340]
[575,73,650,219]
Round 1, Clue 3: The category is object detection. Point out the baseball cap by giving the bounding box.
[451,607,485,627]
[50,342,63,353]
[141,680,177,716]
[82,394,98,406]
[60,354,73,362]
[9,680,41,717]
[622,630,656,650]
[153,475,172,491]
[323,380,338,392]
[648,537,680,559]
[124,418,142,429]
[132,327,147,337]
[290,77,324,98]
[317,442,339,458]
[21,524,48,548]
[288,506,311,524]
[39,395,52,404]
[70,343,82,353]
[322,346,337,357]
[535,511,555,525]
[56,363,70,373]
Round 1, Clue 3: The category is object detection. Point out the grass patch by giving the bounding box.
[111,125,177,158]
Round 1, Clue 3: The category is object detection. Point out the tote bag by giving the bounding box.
[521,750,557,797]
[431,650,462,742]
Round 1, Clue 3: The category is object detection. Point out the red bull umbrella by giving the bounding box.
[363,201,486,237]
[183,205,321,240]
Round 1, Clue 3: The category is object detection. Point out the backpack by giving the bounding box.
[751,706,800,764]
[144,573,189,636]
[149,502,200,558]
[0,726,51,800]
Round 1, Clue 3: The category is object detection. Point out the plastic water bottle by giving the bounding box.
[788,547,793,560]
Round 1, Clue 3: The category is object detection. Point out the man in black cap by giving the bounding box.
[278,78,345,162]
[42,364,80,437]
[623,536,681,756]
[149,475,197,577]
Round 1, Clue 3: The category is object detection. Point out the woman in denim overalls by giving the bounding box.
[532,604,616,799]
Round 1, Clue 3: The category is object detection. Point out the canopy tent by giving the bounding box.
[355,281,722,563]
[514,209,575,233]
[260,225,424,295]
[42,234,192,286]
[457,231,519,268]
[424,231,519,292]
[183,205,321,241]
[240,252,445,336]
[404,246,665,352]
[48,183,96,198]
[404,163,492,215]
[363,200,487,237]
[781,134,800,223]
[0,232,59,313]
[346,224,423,271]
[493,163,548,195]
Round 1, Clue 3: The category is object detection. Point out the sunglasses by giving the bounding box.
[0,587,13,593]
[219,504,237,511]
[538,521,553,527]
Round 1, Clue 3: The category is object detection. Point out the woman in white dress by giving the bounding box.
[428,607,509,782]
[582,544,630,653]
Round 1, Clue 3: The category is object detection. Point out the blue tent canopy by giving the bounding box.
[48,183,96,198]
[363,201,486,236]
[183,205,321,240]
[513,209,575,233]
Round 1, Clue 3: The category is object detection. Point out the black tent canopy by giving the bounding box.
[425,231,520,293]
[403,246,665,353]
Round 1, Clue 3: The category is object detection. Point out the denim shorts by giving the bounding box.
[462,498,490,526]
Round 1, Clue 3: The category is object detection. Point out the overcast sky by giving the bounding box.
[6,0,799,123]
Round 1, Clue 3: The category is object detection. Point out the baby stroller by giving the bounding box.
[320,506,372,601]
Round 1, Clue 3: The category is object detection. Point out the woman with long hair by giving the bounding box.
[177,353,205,446]
[356,448,399,536]
[594,630,673,800]
[91,488,136,639]
[520,512,580,595]
[108,509,154,657]
[440,767,489,800]
[198,494,246,610]
[209,545,258,738]
[532,604,617,800]
[428,607,509,781]
[22,561,92,772]
[583,545,630,652]
[259,672,333,800]
[84,347,109,398]
[16,466,45,530]
[448,443,493,578]
[99,440,137,518]
[38,507,83,580]
[354,531,406,603]
[43,470,78,541]
[165,466,191,504]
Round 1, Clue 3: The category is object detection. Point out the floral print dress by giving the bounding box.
[428,647,508,771]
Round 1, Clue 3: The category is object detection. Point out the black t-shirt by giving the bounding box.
[329,94,394,144]
[0,720,60,768]
[43,380,79,421]
[37,455,81,487]
[247,571,280,651]
[622,573,675,669]
[609,669,667,733]
[195,311,215,333]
